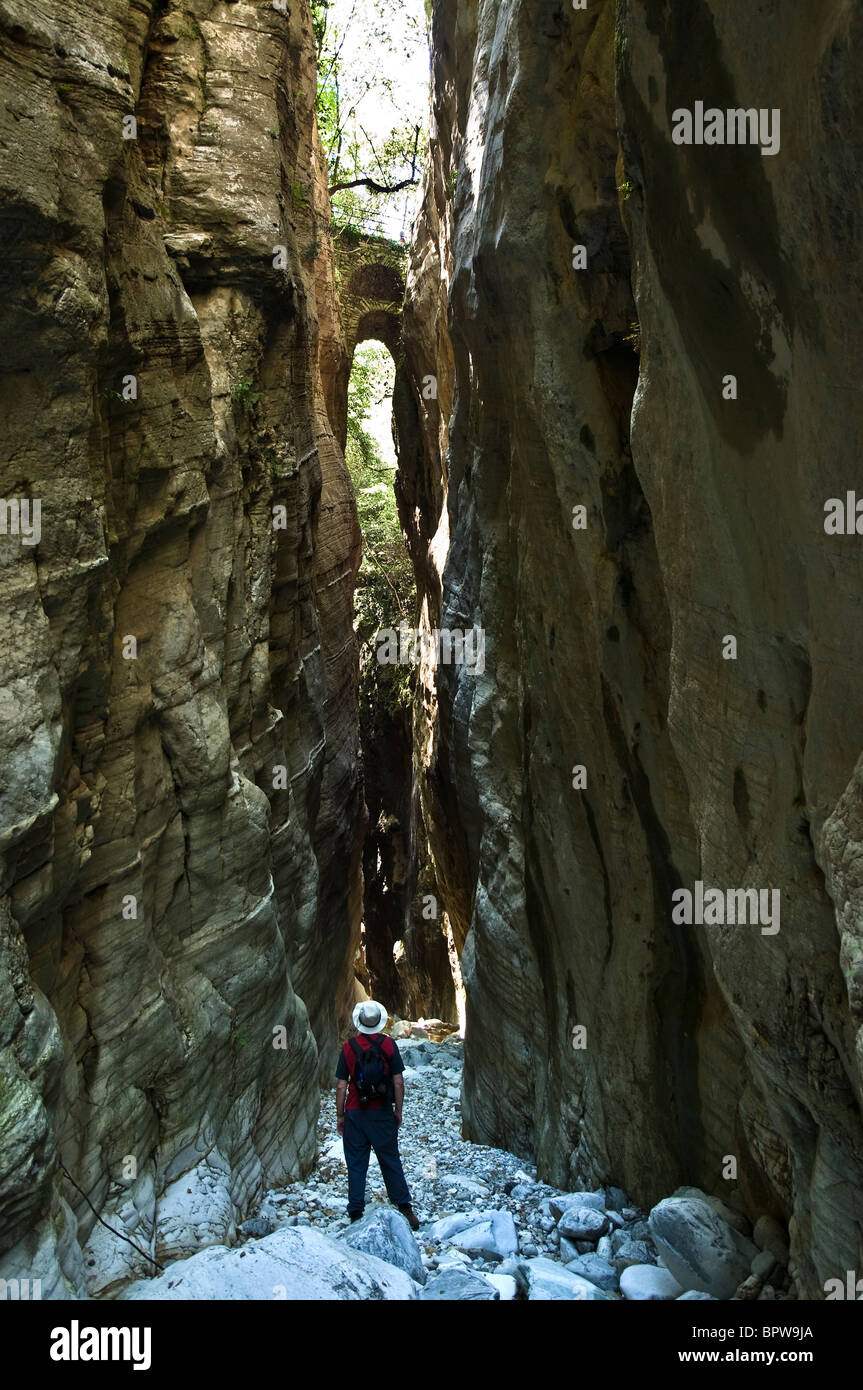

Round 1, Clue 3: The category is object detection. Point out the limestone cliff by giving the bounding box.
[400,0,863,1296]
[0,0,362,1296]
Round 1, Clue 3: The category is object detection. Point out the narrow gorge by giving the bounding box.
[1,0,861,1312]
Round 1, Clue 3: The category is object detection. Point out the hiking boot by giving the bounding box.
[349,1211,363,1223]
[398,1204,420,1231]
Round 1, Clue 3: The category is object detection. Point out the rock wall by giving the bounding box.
[0,0,363,1296]
[401,0,863,1296]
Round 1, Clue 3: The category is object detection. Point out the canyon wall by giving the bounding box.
[401,0,863,1296]
[0,0,363,1296]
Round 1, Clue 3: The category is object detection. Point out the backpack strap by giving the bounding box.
[347,1037,364,1076]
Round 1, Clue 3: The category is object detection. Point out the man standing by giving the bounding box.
[335,1000,420,1230]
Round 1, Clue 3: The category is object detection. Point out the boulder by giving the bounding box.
[483,1272,518,1300]
[620,1264,684,1300]
[428,1212,480,1241]
[753,1216,790,1267]
[549,1191,606,1220]
[751,1249,777,1281]
[672,1186,709,1202]
[340,1206,426,1285]
[558,1207,609,1242]
[611,1227,631,1254]
[398,1041,434,1068]
[628,1219,652,1243]
[421,1267,499,1300]
[119,1226,420,1300]
[428,1209,518,1260]
[611,1239,656,1272]
[516,1257,615,1301]
[649,1197,756,1299]
[451,1212,519,1262]
[736,1274,763,1300]
[240,1216,274,1240]
[509,1183,535,1200]
[564,1252,619,1292]
[705,1196,751,1236]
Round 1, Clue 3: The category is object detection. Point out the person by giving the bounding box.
[335,1000,420,1230]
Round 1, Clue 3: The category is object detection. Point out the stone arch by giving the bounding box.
[332,230,408,449]
[348,262,404,305]
[355,309,401,360]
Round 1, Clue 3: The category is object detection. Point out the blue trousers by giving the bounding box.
[343,1110,411,1214]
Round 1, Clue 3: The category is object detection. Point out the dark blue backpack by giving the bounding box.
[349,1036,392,1103]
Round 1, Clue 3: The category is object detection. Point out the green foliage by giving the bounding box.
[618,179,634,202]
[231,379,261,409]
[346,343,390,469]
[346,341,415,715]
[310,0,428,234]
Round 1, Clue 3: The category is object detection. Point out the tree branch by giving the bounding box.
[328,175,418,195]
[328,126,421,197]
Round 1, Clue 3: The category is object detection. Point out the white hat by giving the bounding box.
[352,1000,388,1034]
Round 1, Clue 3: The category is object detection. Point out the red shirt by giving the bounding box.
[336,1034,404,1111]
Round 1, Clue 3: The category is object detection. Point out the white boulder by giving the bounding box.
[428,1209,518,1260]
[517,1257,615,1301]
[620,1264,684,1300]
[119,1225,420,1300]
[340,1206,426,1284]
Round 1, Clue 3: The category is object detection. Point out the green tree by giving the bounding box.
[311,0,428,236]
[345,342,415,714]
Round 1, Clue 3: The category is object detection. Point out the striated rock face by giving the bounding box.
[401,0,863,1294]
[0,0,362,1295]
